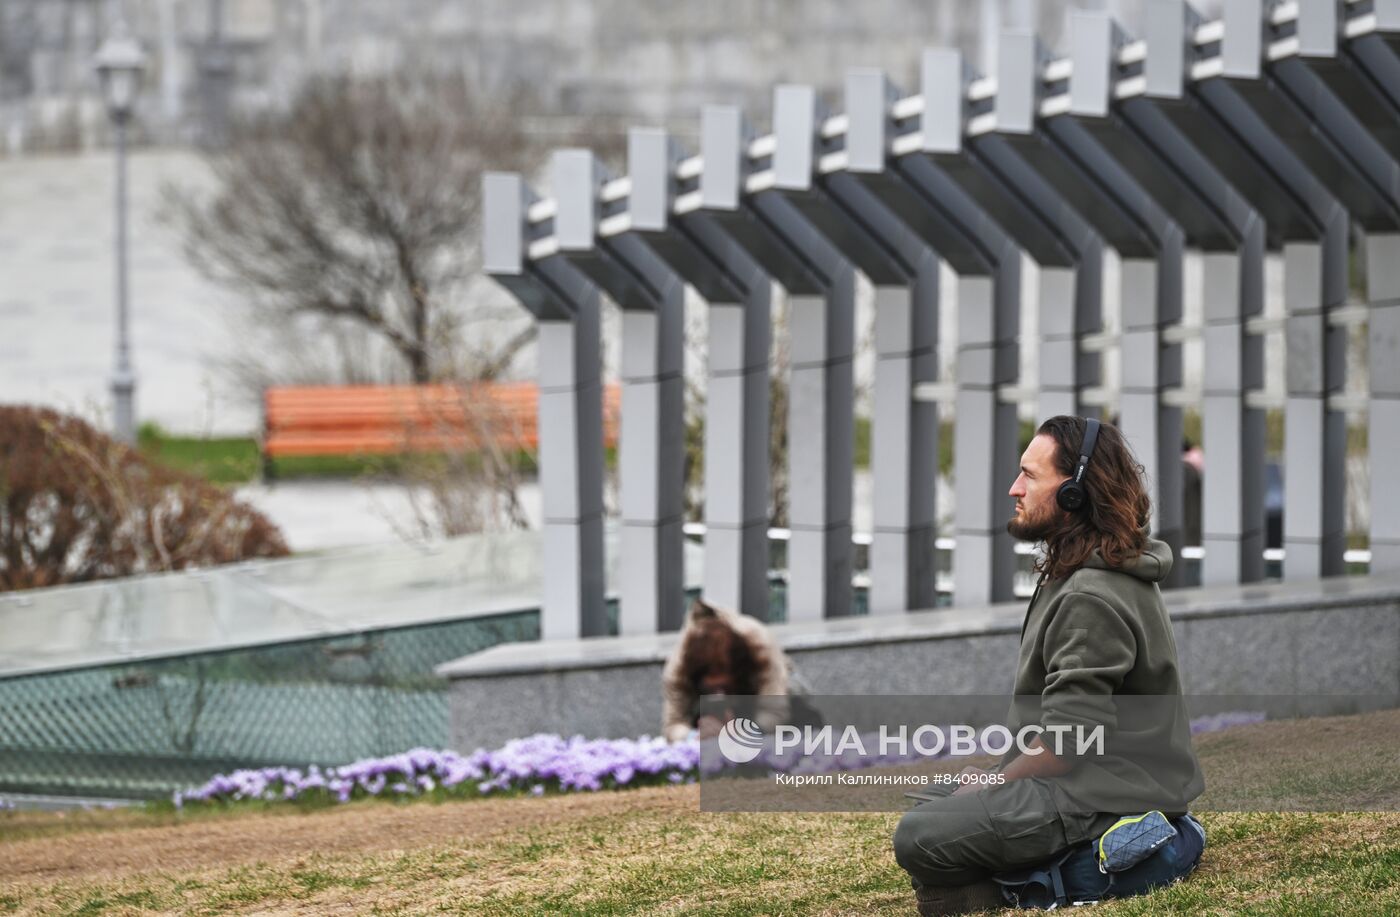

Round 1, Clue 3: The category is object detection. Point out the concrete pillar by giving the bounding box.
[837,68,944,615]
[552,149,687,634]
[902,48,1024,607]
[1118,232,1187,587]
[1036,250,1103,421]
[988,30,1106,424]
[1200,223,1267,585]
[869,262,940,614]
[784,276,857,621]
[615,289,687,632]
[634,117,775,622]
[747,86,861,622]
[1057,8,1192,585]
[1282,216,1349,580]
[1369,232,1400,573]
[483,172,608,640]
[701,280,773,619]
[953,269,1022,606]
[536,311,608,639]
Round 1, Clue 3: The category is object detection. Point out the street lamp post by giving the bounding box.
[94,20,147,445]
[200,0,232,147]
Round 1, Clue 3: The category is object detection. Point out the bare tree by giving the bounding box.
[165,70,550,385]
[390,385,536,540]
[162,68,638,543]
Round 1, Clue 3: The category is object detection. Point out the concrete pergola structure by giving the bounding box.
[1303,0,1400,572]
[486,0,1400,639]
[628,118,775,625]
[1033,12,1194,588]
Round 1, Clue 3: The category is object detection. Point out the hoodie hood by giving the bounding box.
[661,600,791,742]
[674,599,782,675]
[1080,536,1174,584]
[682,598,745,631]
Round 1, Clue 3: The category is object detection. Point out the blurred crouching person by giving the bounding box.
[661,599,793,742]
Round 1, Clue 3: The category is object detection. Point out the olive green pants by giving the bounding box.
[893,778,1118,887]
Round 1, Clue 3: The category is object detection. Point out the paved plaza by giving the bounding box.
[0,150,257,434]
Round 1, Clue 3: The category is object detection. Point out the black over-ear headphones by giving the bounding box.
[1055,417,1101,513]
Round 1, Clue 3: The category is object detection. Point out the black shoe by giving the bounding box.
[913,879,1005,916]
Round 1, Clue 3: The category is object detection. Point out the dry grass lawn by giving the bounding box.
[2,709,1399,916]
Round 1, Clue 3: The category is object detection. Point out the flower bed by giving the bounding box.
[173,712,1267,809]
[175,734,699,808]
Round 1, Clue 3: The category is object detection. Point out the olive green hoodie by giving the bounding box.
[1000,537,1205,843]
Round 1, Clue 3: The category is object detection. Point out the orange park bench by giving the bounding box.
[261,382,621,476]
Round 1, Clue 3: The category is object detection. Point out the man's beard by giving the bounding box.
[1007,500,1061,542]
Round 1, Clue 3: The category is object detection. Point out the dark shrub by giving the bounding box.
[0,406,289,591]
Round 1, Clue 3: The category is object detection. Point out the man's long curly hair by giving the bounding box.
[1036,415,1151,582]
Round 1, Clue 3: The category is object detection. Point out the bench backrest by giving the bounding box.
[263,382,621,458]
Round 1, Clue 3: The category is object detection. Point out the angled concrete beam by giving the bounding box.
[917,49,1076,269]
[483,172,607,639]
[639,119,775,620]
[748,85,860,623]
[550,148,689,634]
[679,105,828,620]
[1023,9,1190,583]
[1343,0,1400,159]
[1189,0,1355,579]
[1264,3,1400,232]
[1152,8,1321,247]
[1258,2,1400,576]
[695,108,827,299]
[884,48,1026,607]
[1293,0,1400,165]
[1112,0,1272,585]
[769,86,907,286]
[976,30,1106,422]
[803,68,942,615]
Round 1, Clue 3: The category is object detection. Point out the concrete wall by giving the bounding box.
[0,148,533,435]
[1,1,1163,152]
[0,149,246,433]
[439,573,1400,752]
[0,0,1263,443]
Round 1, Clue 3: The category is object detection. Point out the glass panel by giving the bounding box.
[0,528,706,799]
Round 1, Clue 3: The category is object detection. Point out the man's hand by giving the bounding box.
[949,735,1076,795]
[998,736,1073,782]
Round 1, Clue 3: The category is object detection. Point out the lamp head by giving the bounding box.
[95,21,147,121]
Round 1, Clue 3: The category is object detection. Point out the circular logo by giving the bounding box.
[716,717,765,764]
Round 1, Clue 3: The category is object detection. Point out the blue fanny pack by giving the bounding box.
[1097,810,1178,873]
[993,813,1206,909]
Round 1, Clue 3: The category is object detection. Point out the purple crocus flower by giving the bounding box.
[173,732,703,808]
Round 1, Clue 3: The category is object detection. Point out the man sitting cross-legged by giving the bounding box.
[893,416,1205,915]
